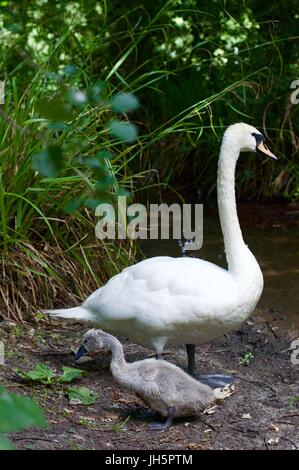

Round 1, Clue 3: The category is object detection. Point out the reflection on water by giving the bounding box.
[140,205,299,329]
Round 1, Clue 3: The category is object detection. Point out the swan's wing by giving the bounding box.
[83,256,238,323]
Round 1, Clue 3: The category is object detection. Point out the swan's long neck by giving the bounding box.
[100,334,130,384]
[217,138,260,279]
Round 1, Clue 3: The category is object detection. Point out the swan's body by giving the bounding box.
[46,123,276,372]
[76,329,215,429]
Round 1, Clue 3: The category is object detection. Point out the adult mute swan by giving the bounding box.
[75,329,215,430]
[45,123,277,383]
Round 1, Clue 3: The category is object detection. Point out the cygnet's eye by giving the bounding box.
[83,339,88,344]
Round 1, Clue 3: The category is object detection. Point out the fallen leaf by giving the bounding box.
[116,398,138,404]
[204,404,218,415]
[214,384,235,400]
[242,413,252,420]
[269,423,279,432]
[187,442,202,449]
[63,408,74,414]
[67,386,97,405]
[267,437,280,445]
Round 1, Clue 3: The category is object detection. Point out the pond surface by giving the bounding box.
[140,202,299,329]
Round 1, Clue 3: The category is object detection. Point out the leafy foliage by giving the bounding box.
[16,363,86,384]
[0,387,46,450]
[0,0,298,322]
[66,386,97,405]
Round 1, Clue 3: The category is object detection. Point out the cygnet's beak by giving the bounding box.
[75,345,88,360]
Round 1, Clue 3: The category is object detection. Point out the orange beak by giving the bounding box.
[257,141,277,160]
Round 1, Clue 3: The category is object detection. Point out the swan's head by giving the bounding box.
[223,122,277,160]
[75,328,109,359]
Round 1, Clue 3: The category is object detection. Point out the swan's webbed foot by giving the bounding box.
[148,406,176,431]
[185,344,234,388]
[193,373,235,389]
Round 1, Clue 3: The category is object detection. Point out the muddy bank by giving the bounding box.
[0,308,298,450]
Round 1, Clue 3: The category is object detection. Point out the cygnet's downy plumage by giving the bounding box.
[76,329,215,430]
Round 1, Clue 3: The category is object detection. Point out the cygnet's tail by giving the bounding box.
[44,306,94,321]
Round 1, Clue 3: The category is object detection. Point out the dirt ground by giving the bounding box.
[0,308,298,450]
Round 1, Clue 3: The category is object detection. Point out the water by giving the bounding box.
[140,203,299,329]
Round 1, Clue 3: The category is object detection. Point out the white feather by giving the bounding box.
[46,123,265,358]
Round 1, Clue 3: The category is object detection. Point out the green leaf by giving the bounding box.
[35,97,73,122]
[109,120,138,143]
[0,435,15,450]
[3,22,22,33]
[64,197,85,213]
[66,386,97,405]
[16,363,55,384]
[110,93,139,114]
[95,150,113,160]
[58,367,86,383]
[31,145,63,177]
[84,158,107,170]
[62,64,78,76]
[0,388,47,433]
[88,81,106,103]
[94,174,116,189]
[48,122,69,131]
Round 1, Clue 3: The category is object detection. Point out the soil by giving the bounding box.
[0,309,298,450]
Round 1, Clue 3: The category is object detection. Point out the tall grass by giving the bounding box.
[0,1,298,321]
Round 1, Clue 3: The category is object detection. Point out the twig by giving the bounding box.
[264,436,270,450]
[13,436,58,443]
[280,436,298,449]
[35,350,73,356]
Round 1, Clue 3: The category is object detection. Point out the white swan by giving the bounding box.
[75,329,215,430]
[45,123,276,380]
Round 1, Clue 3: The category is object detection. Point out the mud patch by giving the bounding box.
[0,309,298,450]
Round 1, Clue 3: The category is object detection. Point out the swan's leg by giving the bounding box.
[186,344,197,375]
[148,406,176,431]
[186,344,234,388]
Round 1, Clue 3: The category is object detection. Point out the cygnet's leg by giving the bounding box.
[148,406,176,431]
[186,344,234,389]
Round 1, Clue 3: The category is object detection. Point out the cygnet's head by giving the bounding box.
[75,329,109,360]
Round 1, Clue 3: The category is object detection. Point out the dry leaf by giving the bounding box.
[204,404,218,414]
[63,408,74,414]
[269,423,279,432]
[116,397,138,404]
[242,413,252,420]
[267,437,280,445]
[214,384,234,400]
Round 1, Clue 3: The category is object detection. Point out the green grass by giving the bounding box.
[0,1,298,322]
